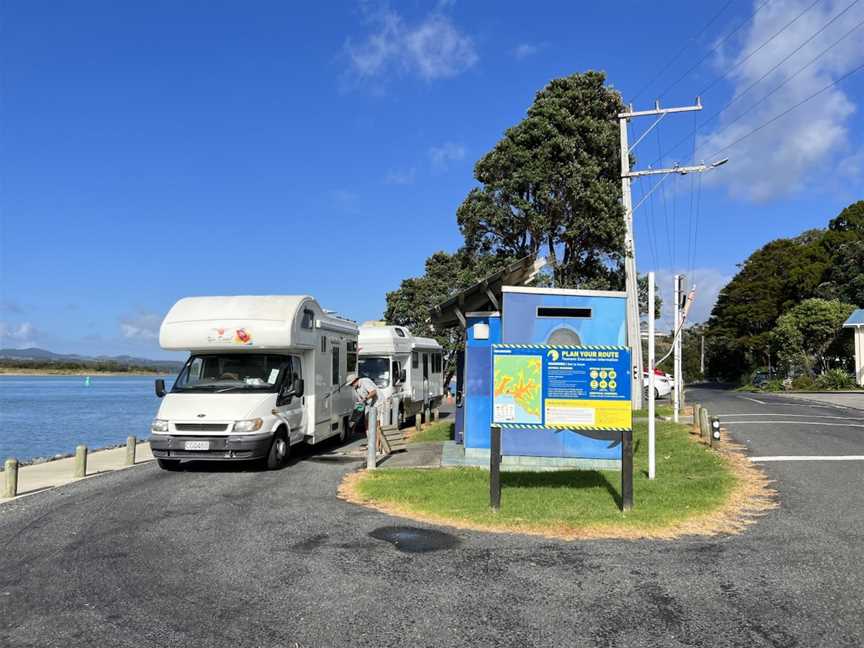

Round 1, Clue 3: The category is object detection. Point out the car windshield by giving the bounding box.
[172,354,289,393]
[359,357,390,388]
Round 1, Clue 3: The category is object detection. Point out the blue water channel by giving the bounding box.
[0,375,173,462]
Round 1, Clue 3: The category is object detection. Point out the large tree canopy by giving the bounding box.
[705,200,863,381]
[456,71,626,289]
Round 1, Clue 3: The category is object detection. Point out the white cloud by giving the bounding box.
[697,0,864,202]
[384,167,416,185]
[428,141,466,171]
[0,321,38,348]
[345,8,477,82]
[652,268,732,330]
[513,43,540,60]
[119,313,161,340]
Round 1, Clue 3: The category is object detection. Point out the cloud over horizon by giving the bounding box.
[0,321,38,348]
[119,312,162,341]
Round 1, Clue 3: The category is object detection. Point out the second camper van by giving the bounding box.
[150,295,358,470]
[357,324,444,429]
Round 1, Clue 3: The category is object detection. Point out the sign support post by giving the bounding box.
[491,344,634,512]
[489,426,501,511]
[648,271,656,479]
[622,429,633,511]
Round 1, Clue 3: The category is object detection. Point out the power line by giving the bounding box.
[653,0,864,165]
[638,177,660,271]
[697,0,823,96]
[656,129,674,266]
[631,0,737,103]
[658,0,775,100]
[705,59,864,159]
[671,173,678,272]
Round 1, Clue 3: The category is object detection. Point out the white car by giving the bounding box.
[643,370,672,399]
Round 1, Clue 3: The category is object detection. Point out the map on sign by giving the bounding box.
[493,354,542,424]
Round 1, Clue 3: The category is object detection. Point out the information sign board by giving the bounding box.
[492,345,632,431]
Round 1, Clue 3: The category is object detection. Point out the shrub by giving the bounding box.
[791,375,816,391]
[763,379,786,392]
[815,369,855,390]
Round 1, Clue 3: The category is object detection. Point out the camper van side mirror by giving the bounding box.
[400,369,407,383]
[293,377,304,397]
[155,379,167,398]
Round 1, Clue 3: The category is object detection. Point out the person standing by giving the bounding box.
[345,373,378,435]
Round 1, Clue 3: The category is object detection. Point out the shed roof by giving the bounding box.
[843,309,864,328]
[430,256,546,329]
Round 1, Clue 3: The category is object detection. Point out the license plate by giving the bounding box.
[184,440,210,451]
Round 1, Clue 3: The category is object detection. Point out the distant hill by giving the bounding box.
[0,347,184,372]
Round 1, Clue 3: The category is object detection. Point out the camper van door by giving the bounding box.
[422,352,430,406]
[274,355,306,444]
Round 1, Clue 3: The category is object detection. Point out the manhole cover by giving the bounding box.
[369,526,459,553]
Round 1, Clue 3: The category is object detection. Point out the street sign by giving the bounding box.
[491,344,632,431]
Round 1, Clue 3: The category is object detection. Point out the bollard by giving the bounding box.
[429,408,436,423]
[710,417,721,447]
[700,407,710,440]
[433,407,439,422]
[3,459,18,499]
[125,436,137,466]
[416,410,422,432]
[74,445,88,478]
[366,406,377,470]
[692,404,702,434]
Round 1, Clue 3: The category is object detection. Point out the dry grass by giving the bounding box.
[338,427,776,541]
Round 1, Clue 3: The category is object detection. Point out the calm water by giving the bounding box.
[0,375,173,462]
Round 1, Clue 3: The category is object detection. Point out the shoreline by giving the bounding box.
[0,370,171,377]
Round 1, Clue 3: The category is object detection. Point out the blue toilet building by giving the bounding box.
[445,280,628,470]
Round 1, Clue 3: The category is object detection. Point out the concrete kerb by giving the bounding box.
[1,438,154,504]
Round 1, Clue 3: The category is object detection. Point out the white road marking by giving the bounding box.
[738,396,766,405]
[750,455,864,462]
[724,421,864,428]
[719,414,862,421]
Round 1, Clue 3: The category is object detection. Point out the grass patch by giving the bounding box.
[654,404,675,418]
[408,421,454,444]
[344,420,774,539]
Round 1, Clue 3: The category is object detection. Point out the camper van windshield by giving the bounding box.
[172,354,290,393]
[358,357,390,388]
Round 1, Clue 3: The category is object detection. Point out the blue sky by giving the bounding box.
[2,0,863,359]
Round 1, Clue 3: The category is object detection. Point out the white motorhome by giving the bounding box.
[150,295,358,470]
[357,324,444,429]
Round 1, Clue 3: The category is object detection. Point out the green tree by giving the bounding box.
[817,201,864,306]
[770,298,856,376]
[456,71,627,289]
[383,249,510,380]
[705,233,829,380]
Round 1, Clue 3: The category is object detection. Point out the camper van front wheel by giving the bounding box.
[265,431,289,470]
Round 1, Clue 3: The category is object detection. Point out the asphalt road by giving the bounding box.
[1,390,864,647]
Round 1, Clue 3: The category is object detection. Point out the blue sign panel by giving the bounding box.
[492,345,632,431]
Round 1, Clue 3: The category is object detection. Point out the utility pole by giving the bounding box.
[700,334,705,378]
[618,98,725,411]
